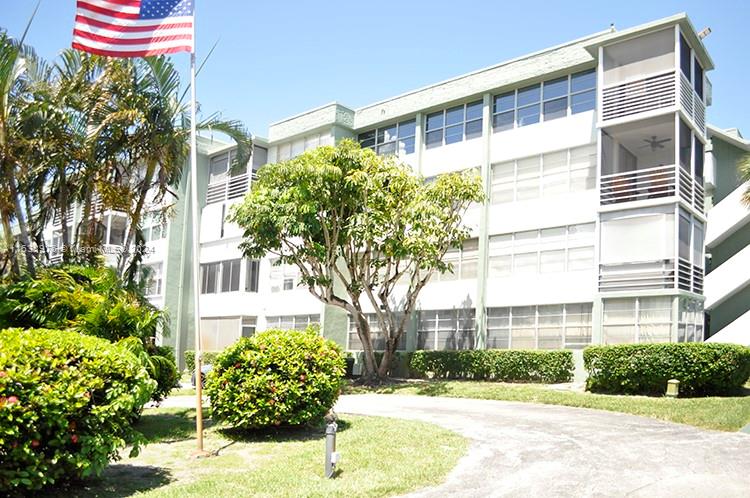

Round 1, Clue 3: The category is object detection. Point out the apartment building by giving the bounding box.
[39,14,749,366]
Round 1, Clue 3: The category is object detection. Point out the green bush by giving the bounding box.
[0,328,155,493]
[584,343,750,396]
[205,328,345,429]
[184,350,221,372]
[410,350,574,383]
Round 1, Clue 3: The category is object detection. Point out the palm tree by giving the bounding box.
[740,153,750,206]
[0,30,46,277]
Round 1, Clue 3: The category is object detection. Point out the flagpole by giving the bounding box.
[189,11,205,454]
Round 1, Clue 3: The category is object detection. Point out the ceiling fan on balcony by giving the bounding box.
[640,136,672,151]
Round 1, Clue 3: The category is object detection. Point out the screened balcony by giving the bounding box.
[600,115,704,212]
[601,27,707,134]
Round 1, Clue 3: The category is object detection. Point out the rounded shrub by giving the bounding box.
[0,328,155,493]
[584,343,750,396]
[206,328,345,429]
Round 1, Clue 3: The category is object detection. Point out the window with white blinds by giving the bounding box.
[488,223,595,278]
[486,303,593,350]
[491,144,596,203]
[602,297,672,344]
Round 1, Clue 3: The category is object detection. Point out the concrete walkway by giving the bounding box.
[335,394,750,498]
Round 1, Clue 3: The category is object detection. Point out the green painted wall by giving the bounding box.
[709,284,750,335]
[712,138,745,204]
[162,153,210,368]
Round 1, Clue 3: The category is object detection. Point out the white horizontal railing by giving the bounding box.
[677,167,705,213]
[602,70,676,122]
[600,165,676,205]
[705,181,750,247]
[598,259,676,292]
[679,73,706,135]
[206,173,249,204]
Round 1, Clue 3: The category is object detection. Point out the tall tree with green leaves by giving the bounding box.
[230,140,484,381]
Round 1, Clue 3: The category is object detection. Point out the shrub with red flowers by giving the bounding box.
[205,328,345,429]
[0,328,155,493]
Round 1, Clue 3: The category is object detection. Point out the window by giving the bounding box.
[200,317,241,351]
[347,313,407,351]
[269,259,299,292]
[252,146,268,175]
[570,69,596,114]
[694,140,704,182]
[693,57,703,98]
[358,119,416,156]
[417,309,475,350]
[245,260,259,292]
[542,77,568,121]
[142,211,167,243]
[679,119,691,171]
[678,213,692,261]
[266,314,320,331]
[424,100,483,149]
[603,297,672,344]
[487,223,595,278]
[432,239,479,282]
[678,298,704,342]
[209,153,229,184]
[678,208,705,269]
[680,35,691,80]
[600,208,674,265]
[492,69,596,133]
[486,303,592,349]
[220,259,241,293]
[241,317,257,337]
[491,144,596,203]
[143,263,163,296]
[517,84,540,127]
[201,259,241,294]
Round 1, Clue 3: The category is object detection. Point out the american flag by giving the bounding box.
[73,0,194,57]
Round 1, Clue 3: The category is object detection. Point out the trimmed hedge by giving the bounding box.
[584,343,750,396]
[410,350,574,383]
[205,328,345,429]
[184,350,220,372]
[0,328,155,493]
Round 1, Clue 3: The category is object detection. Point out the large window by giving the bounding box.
[201,259,241,294]
[600,207,674,265]
[677,298,704,342]
[277,132,330,162]
[358,119,416,156]
[492,69,595,133]
[245,259,260,292]
[491,144,596,203]
[432,239,479,282]
[425,100,483,149]
[208,150,244,184]
[142,211,167,243]
[347,313,407,351]
[417,309,475,350]
[603,297,672,344]
[488,223,595,278]
[143,263,163,297]
[269,258,299,292]
[266,314,320,331]
[200,317,241,351]
[486,303,592,349]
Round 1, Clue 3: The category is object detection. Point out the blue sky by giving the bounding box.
[4,0,749,138]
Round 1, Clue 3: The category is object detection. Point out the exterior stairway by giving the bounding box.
[704,181,750,345]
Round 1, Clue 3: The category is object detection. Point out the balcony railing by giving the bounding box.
[600,164,704,213]
[598,259,675,292]
[678,73,706,134]
[206,173,249,204]
[601,70,706,135]
[677,258,704,294]
[600,165,676,205]
[602,70,676,122]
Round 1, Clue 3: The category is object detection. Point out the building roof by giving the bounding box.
[708,124,750,152]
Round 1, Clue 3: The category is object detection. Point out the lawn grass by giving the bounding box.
[345,381,750,432]
[62,407,467,497]
[169,386,196,397]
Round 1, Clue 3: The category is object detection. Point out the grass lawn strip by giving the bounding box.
[62,408,467,497]
[346,381,750,432]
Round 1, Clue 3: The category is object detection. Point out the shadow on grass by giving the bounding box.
[136,408,212,443]
[219,419,352,444]
[47,465,172,498]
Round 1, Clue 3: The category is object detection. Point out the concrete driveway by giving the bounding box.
[335,394,750,497]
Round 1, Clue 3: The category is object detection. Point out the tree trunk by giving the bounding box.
[58,169,71,263]
[1,213,19,276]
[118,164,154,276]
[8,174,35,276]
[354,311,380,382]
